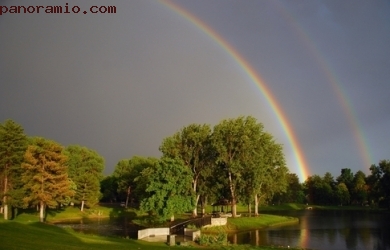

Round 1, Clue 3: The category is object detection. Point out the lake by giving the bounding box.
[229,210,390,250]
[55,210,390,249]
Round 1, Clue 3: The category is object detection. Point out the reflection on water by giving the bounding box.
[55,217,141,239]
[228,210,390,250]
[55,210,390,249]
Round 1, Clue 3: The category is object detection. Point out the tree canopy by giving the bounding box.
[65,145,105,211]
[22,137,74,222]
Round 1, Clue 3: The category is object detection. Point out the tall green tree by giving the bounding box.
[336,168,354,203]
[0,119,27,220]
[22,137,74,222]
[159,123,213,216]
[276,173,305,203]
[335,182,350,205]
[65,145,104,211]
[367,160,390,207]
[113,156,157,208]
[100,175,118,203]
[137,157,195,222]
[254,141,288,214]
[211,116,285,217]
[305,174,334,205]
[351,170,367,205]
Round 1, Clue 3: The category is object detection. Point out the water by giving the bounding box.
[55,210,390,249]
[55,217,141,239]
[229,210,390,250]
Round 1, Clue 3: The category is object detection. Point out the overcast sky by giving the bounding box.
[1,0,389,181]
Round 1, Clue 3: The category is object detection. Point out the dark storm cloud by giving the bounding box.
[1,0,389,179]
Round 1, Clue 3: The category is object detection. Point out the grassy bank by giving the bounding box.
[202,214,298,233]
[0,220,304,250]
[0,220,181,250]
[0,205,305,250]
[259,203,386,211]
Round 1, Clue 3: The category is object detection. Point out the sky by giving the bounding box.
[1,0,389,181]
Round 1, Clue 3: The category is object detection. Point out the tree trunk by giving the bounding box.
[3,175,8,220]
[228,171,237,217]
[232,202,237,218]
[248,202,251,216]
[39,201,45,222]
[192,194,200,217]
[254,194,259,216]
[170,215,174,222]
[81,200,85,212]
[125,186,131,208]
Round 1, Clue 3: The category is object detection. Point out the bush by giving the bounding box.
[197,232,227,246]
[186,223,198,229]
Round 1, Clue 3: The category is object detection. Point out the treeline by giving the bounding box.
[301,165,390,207]
[2,117,389,223]
[0,120,105,222]
[101,116,290,221]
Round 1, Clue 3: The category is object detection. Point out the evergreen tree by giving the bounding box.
[22,137,74,222]
[0,119,27,220]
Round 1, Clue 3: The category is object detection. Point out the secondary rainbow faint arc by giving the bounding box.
[160,0,310,180]
[271,1,373,171]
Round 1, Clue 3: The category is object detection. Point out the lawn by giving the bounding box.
[0,205,304,250]
[202,214,298,233]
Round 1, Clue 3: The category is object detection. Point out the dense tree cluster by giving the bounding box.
[2,117,389,223]
[0,120,105,221]
[103,116,289,220]
[301,165,390,207]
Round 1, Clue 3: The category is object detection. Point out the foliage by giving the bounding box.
[65,145,105,210]
[138,157,195,222]
[112,156,157,207]
[100,175,118,203]
[186,223,198,229]
[159,123,213,216]
[0,119,28,219]
[273,174,305,204]
[21,137,75,221]
[198,231,228,246]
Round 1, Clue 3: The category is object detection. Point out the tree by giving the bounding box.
[113,156,157,208]
[65,145,104,211]
[211,116,285,217]
[367,160,390,207]
[335,183,350,205]
[351,171,367,205]
[100,175,118,203]
[276,173,305,203]
[159,123,213,217]
[21,137,74,222]
[137,157,195,222]
[254,140,288,214]
[336,168,354,203]
[0,119,27,220]
[305,174,334,205]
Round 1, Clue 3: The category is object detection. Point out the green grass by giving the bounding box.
[202,214,298,233]
[0,220,304,250]
[0,205,303,250]
[0,220,183,250]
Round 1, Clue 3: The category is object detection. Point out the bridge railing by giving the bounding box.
[170,216,211,235]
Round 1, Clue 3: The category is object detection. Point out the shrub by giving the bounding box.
[197,232,227,246]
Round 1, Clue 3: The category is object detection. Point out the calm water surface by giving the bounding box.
[229,210,390,250]
[56,210,390,250]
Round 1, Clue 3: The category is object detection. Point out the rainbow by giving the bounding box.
[271,1,373,172]
[159,0,310,180]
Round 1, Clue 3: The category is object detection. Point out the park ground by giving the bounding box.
[1,203,379,250]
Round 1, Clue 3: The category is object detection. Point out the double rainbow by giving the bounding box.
[160,0,310,180]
